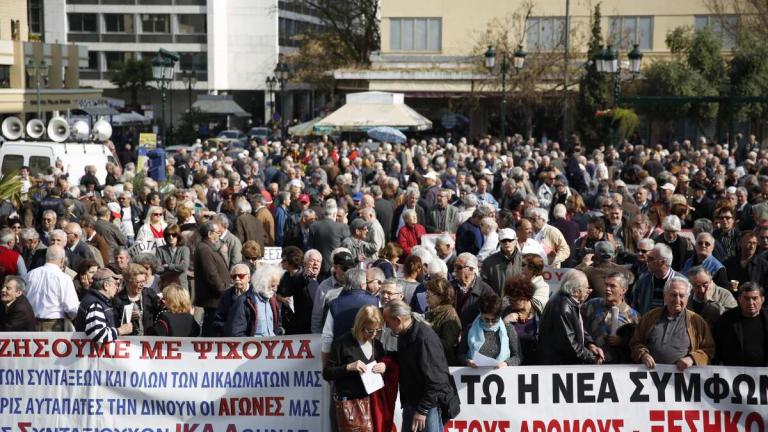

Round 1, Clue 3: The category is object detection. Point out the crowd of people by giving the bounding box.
[0,132,766,431]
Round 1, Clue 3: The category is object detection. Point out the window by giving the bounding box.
[29,157,50,176]
[104,52,134,70]
[179,52,207,72]
[1,155,23,176]
[526,17,566,51]
[68,13,97,32]
[390,18,441,52]
[0,66,9,88]
[87,52,99,70]
[141,14,170,33]
[104,14,135,33]
[28,0,43,35]
[178,14,206,34]
[608,16,653,50]
[694,15,738,50]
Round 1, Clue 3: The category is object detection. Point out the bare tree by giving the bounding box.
[297,0,380,65]
[704,0,765,41]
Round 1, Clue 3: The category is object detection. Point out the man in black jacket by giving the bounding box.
[713,282,768,366]
[452,253,495,328]
[538,269,605,365]
[383,300,459,432]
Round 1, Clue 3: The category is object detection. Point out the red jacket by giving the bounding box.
[0,246,20,276]
[397,224,426,257]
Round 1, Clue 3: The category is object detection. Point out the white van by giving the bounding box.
[0,141,120,185]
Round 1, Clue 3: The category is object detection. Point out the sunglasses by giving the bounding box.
[364,328,382,335]
[637,249,652,254]
[152,213,163,216]
[245,256,260,261]
[500,239,515,243]
[454,264,473,271]
[231,273,249,279]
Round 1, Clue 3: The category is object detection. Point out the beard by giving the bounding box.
[258,288,275,299]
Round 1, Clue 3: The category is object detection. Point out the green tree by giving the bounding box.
[575,3,612,147]
[728,32,768,122]
[108,59,153,110]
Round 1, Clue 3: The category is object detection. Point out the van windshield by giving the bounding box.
[1,155,22,175]
[29,156,51,175]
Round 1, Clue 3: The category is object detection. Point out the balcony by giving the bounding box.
[175,34,206,44]
[68,33,100,42]
[68,0,205,4]
[138,34,173,43]
[102,34,138,43]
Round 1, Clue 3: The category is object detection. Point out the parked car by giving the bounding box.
[214,130,247,147]
[247,127,271,144]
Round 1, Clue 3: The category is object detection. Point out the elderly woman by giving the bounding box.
[502,276,541,365]
[397,209,426,258]
[424,277,461,366]
[147,283,199,337]
[457,293,521,369]
[113,263,162,336]
[133,253,161,292]
[155,224,191,289]
[477,216,499,262]
[135,205,168,249]
[323,305,386,432]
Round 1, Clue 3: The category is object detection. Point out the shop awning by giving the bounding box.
[111,111,150,126]
[79,105,120,116]
[314,92,432,132]
[193,95,250,117]
[288,117,323,136]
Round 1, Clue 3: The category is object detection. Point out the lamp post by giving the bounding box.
[274,58,290,140]
[180,70,197,114]
[595,43,643,146]
[26,60,49,121]
[151,53,175,146]
[484,45,526,141]
[265,76,277,125]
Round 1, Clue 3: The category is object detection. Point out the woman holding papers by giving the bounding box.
[457,293,522,369]
[323,305,387,432]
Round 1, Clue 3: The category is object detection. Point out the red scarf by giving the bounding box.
[149,224,165,239]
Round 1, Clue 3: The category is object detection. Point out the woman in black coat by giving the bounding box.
[147,284,200,337]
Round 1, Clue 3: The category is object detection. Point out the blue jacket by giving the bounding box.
[630,270,684,315]
[455,220,483,255]
[329,289,378,339]
[214,287,280,337]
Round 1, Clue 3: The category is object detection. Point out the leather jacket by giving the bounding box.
[537,291,597,365]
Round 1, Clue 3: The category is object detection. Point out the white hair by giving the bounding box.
[666,276,692,296]
[456,252,478,270]
[237,199,252,214]
[480,217,498,231]
[402,209,418,222]
[427,258,448,278]
[525,207,549,222]
[560,269,588,296]
[638,238,655,249]
[553,203,567,219]
[662,215,681,232]
[653,243,674,267]
[251,264,284,298]
[411,245,435,267]
[435,234,454,247]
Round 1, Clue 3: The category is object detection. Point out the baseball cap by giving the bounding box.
[660,183,676,191]
[424,171,439,181]
[298,194,310,204]
[594,241,616,260]
[93,268,120,282]
[498,228,517,241]
[351,192,363,201]
[333,251,356,269]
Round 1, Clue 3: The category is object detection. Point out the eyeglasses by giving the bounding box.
[717,215,733,220]
[454,264,473,271]
[637,249,652,254]
[245,256,260,261]
[367,279,382,285]
[364,328,382,335]
[696,241,712,246]
[500,239,515,243]
[168,233,178,238]
[231,273,249,279]
[152,213,163,216]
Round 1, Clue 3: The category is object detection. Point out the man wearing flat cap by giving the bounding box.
[74,268,133,343]
[342,219,378,263]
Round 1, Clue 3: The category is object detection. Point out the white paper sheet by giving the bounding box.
[360,362,384,394]
[472,352,499,367]
[122,305,133,325]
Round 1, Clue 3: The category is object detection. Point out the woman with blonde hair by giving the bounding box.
[323,305,387,432]
[147,284,200,336]
[135,205,168,249]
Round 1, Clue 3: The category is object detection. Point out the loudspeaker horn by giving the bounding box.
[25,119,45,139]
[92,119,112,142]
[71,120,90,140]
[1,117,24,140]
[47,117,70,143]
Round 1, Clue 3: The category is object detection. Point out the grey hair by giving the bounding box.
[553,203,567,219]
[304,249,322,263]
[525,207,549,222]
[435,234,454,247]
[92,277,108,293]
[344,268,367,292]
[638,238,655,249]
[654,243,674,267]
[666,276,692,296]
[20,228,39,241]
[4,275,26,294]
[0,230,14,246]
[50,229,67,243]
[480,217,498,231]
[605,271,629,291]
[456,252,478,270]
[693,218,713,234]
[237,199,253,214]
[559,269,588,296]
[45,245,66,262]
[405,188,421,199]
[214,213,230,229]
[133,253,161,273]
[367,267,385,281]
[251,264,284,293]
[411,245,435,266]
[42,209,57,220]
[462,194,478,207]
[66,223,83,238]
[381,278,403,293]
[231,263,250,275]
[383,300,411,318]
[402,208,418,222]
[662,215,681,232]
[686,265,711,279]
[301,209,316,220]
[428,258,448,277]
[695,231,714,244]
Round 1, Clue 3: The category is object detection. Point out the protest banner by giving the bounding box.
[0,333,328,431]
[542,266,570,293]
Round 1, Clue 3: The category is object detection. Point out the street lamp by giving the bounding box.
[26,60,49,121]
[265,75,277,124]
[152,52,176,146]
[273,57,290,140]
[484,45,526,141]
[595,43,644,146]
[180,70,197,114]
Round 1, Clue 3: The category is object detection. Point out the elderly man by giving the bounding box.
[0,276,36,331]
[365,267,385,297]
[713,282,768,366]
[278,248,321,335]
[321,268,379,364]
[651,215,691,271]
[630,238,655,277]
[517,218,546,261]
[538,269,605,365]
[359,207,385,254]
[686,266,737,327]
[581,272,640,363]
[214,264,282,337]
[74,268,132,343]
[452,252,495,328]
[550,203,581,251]
[25,245,79,331]
[481,228,523,294]
[94,207,127,253]
[725,231,768,289]
[63,222,95,271]
[214,213,243,269]
[19,228,45,271]
[310,250,356,333]
[426,189,460,234]
[527,207,570,267]
[630,277,715,370]
[578,241,633,299]
[681,232,729,288]
[194,221,231,336]
[631,244,684,315]
[0,229,27,277]
[434,234,456,270]
[383,300,459,432]
[455,207,489,256]
[308,202,351,278]
[342,219,378,263]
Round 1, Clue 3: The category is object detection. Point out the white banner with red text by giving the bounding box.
[0,333,329,431]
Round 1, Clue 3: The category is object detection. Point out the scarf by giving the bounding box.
[425,304,459,331]
[467,315,511,362]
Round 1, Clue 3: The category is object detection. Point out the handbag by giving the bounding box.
[335,395,373,432]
